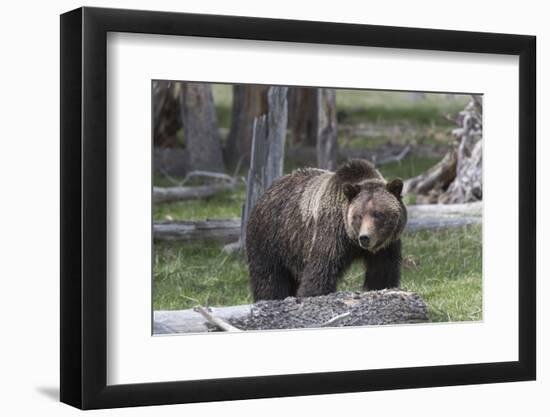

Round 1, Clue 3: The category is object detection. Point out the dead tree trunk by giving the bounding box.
[265,87,288,185]
[240,115,268,248]
[225,85,269,168]
[223,86,288,253]
[180,82,226,172]
[316,88,338,170]
[404,96,482,204]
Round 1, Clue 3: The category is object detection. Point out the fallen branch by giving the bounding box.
[321,312,351,327]
[193,306,243,332]
[374,145,411,166]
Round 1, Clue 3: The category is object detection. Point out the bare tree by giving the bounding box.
[180,82,226,173]
[222,86,288,254]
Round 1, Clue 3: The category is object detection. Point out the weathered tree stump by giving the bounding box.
[227,86,288,253]
[404,96,483,204]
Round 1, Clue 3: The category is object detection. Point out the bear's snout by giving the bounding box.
[359,234,370,249]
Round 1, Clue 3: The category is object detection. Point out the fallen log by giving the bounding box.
[407,216,481,232]
[407,201,482,218]
[154,304,251,334]
[153,290,429,334]
[154,219,240,243]
[153,181,239,204]
[153,203,481,242]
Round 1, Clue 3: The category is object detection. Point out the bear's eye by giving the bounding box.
[371,210,382,219]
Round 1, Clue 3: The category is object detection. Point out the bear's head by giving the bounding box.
[336,160,407,253]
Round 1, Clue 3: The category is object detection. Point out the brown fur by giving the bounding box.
[246,159,407,301]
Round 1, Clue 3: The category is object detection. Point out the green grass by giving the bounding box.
[339,225,482,322]
[153,224,482,322]
[377,156,441,180]
[341,124,454,150]
[335,90,469,126]
[153,242,252,310]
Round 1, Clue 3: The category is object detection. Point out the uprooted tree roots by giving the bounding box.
[404,96,482,204]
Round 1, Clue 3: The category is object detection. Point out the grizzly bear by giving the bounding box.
[246,159,407,301]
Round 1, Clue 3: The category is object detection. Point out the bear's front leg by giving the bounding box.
[363,239,402,290]
[296,261,340,298]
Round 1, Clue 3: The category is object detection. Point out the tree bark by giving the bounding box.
[152,81,181,147]
[240,87,288,249]
[265,87,288,186]
[287,87,318,145]
[180,82,226,172]
[439,96,483,203]
[225,85,269,168]
[240,115,268,248]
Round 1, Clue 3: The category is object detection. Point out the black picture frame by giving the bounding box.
[60,6,536,410]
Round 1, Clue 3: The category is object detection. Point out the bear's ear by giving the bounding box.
[387,178,403,198]
[343,183,361,201]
